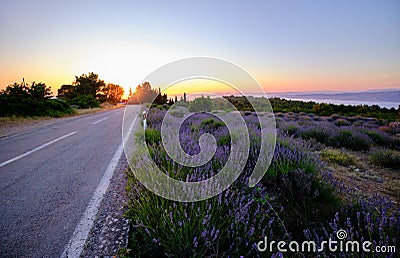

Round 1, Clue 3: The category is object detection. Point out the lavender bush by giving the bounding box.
[126,175,288,257]
[277,115,399,151]
[370,148,400,170]
[304,196,400,257]
[126,110,291,256]
[328,128,372,151]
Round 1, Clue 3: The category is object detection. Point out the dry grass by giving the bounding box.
[0,116,53,124]
[75,108,102,115]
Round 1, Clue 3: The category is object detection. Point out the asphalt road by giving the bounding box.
[0,106,139,257]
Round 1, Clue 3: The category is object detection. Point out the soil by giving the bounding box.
[320,148,400,207]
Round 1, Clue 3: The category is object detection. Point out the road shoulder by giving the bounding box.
[80,155,130,257]
[0,107,124,139]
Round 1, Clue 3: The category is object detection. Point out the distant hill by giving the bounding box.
[275,90,399,102]
[268,89,400,108]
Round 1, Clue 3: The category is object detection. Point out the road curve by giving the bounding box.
[0,106,139,257]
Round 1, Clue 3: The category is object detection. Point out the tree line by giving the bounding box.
[0,81,73,117]
[153,94,399,121]
[0,72,124,117]
[58,72,124,108]
[223,96,400,121]
[128,81,187,106]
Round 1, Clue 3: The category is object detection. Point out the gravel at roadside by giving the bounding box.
[80,156,130,257]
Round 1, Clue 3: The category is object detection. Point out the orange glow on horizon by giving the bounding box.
[2,70,398,98]
[163,79,242,97]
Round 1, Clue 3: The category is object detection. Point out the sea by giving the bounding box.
[277,98,398,109]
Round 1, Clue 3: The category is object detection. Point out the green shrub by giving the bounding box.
[281,124,299,136]
[188,96,212,112]
[70,94,100,108]
[200,118,225,129]
[298,128,330,144]
[328,130,372,151]
[320,149,355,166]
[150,104,164,110]
[145,128,162,145]
[0,82,74,117]
[271,168,340,228]
[200,118,215,126]
[334,118,351,127]
[329,114,341,120]
[366,130,386,146]
[174,101,189,108]
[216,134,231,146]
[370,149,400,169]
[44,99,75,117]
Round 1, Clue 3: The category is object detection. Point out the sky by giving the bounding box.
[0,0,399,97]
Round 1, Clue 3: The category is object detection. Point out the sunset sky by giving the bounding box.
[1,0,399,97]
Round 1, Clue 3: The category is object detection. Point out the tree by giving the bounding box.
[73,72,105,98]
[57,72,105,100]
[58,84,76,100]
[70,94,100,109]
[28,82,52,101]
[128,82,158,104]
[57,72,107,108]
[154,91,168,105]
[188,96,212,112]
[101,83,124,104]
[0,81,72,117]
[1,82,29,100]
[312,103,335,116]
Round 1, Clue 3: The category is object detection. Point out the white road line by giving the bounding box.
[61,142,124,258]
[92,117,108,125]
[0,131,77,168]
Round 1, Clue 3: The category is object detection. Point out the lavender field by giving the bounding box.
[125,107,400,257]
